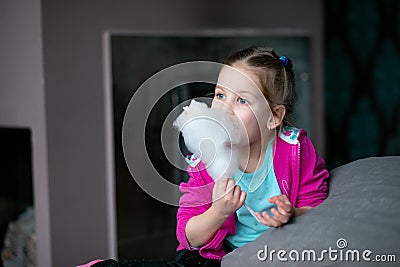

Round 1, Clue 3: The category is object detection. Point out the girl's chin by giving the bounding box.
[229,140,250,148]
[225,141,242,149]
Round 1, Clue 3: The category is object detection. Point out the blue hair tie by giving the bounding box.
[279,56,289,67]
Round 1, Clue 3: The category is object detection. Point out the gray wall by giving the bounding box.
[0,1,51,267]
[1,1,323,266]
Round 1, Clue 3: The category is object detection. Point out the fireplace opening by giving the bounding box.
[0,127,35,266]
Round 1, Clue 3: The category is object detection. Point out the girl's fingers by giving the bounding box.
[276,206,290,217]
[225,178,236,193]
[276,200,292,214]
[213,180,225,200]
[252,195,293,226]
[268,196,278,203]
[255,211,280,227]
[255,212,268,226]
[269,195,290,205]
[232,186,245,209]
[233,185,241,199]
[270,208,289,224]
[239,191,246,205]
[262,211,280,227]
[214,179,230,201]
[270,196,293,214]
[214,178,231,198]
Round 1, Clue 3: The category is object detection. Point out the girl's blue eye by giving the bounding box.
[215,93,225,99]
[238,97,248,105]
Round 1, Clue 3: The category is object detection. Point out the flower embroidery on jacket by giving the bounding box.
[185,153,201,167]
[279,126,300,144]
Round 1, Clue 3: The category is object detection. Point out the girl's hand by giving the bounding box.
[211,178,246,218]
[255,195,294,227]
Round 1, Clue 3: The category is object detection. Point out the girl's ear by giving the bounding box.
[268,105,286,130]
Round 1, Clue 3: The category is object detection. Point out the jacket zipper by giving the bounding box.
[295,140,301,206]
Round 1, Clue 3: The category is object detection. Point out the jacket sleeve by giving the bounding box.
[176,163,236,254]
[296,135,329,208]
[176,164,213,250]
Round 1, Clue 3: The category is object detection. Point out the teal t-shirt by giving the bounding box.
[225,141,282,248]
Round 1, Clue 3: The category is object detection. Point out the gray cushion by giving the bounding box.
[222,156,400,266]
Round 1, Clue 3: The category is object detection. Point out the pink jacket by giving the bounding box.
[176,128,329,261]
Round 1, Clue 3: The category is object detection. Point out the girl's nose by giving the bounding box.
[219,101,234,115]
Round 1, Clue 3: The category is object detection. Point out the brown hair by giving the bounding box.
[224,46,296,127]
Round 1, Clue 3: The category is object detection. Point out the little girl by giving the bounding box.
[81,46,329,267]
[175,46,329,265]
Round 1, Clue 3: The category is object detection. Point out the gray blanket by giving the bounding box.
[222,156,400,266]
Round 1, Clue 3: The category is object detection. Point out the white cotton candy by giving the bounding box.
[173,100,241,181]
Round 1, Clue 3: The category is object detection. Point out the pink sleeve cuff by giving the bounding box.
[75,259,103,267]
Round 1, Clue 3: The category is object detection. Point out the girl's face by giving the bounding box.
[211,64,272,146]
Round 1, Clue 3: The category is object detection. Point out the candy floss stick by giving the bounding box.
[173,100,242,181]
